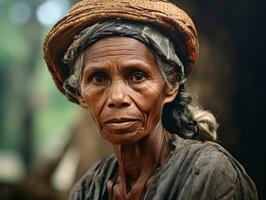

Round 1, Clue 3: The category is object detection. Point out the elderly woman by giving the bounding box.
[44,0,257,199]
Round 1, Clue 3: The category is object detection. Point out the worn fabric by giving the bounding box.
[69,135,258,200]
[63,20,185,82]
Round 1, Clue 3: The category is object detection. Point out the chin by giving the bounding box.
[101,128,147,145]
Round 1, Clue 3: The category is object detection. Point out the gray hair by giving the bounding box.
[154,53,218,141]
[63,50,218,141]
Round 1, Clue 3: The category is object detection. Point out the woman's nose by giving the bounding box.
[107,82,131,108]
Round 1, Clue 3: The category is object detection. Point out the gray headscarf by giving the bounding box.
[63,19,185,82]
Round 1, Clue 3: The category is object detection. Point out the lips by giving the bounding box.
[102,118,142,133]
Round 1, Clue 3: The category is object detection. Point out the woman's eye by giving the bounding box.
[88,72,108,85]
[129,71,147,83]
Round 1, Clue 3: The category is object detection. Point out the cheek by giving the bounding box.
[81,85,106,125]
[143,96,165,130]
[133,81,166,125]
[134,81,166,112]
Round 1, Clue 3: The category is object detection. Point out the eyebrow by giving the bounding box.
[117,59,154,71]
[83,62,111,72]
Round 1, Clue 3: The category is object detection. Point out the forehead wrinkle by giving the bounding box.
[85,48,153,64]
[86,46,148,56]
[89,47,146,54]
[84,37,151,55]
[86,39,146,53]
[116,58,155,70]
[88,36,146,47]
[86,53,151,63]
[89,42,135,50]
[84,37,156,67]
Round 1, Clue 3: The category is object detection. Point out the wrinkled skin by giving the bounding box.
[79,37,179,199]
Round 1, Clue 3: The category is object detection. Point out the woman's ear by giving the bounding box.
[77,84,88,108]
[78,95,88,108]
[163,83,179,104]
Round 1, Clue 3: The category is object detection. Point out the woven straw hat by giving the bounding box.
[44,0,199,96]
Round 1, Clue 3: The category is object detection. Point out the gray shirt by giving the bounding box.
[70,135,258,200]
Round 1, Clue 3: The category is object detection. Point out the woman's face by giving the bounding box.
[80,37,178,144]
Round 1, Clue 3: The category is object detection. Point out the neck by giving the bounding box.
[113,121,172,195]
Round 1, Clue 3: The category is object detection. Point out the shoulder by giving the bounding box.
[172,136,258,199]
[172,136,239,183]
[172,135,240,173]
[188,140,238,179]
[172,135,237,172]
[69,154,117,200]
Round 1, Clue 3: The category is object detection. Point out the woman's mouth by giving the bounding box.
[102,118,142,133]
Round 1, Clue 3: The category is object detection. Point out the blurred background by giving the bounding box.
[0,0,265,199]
